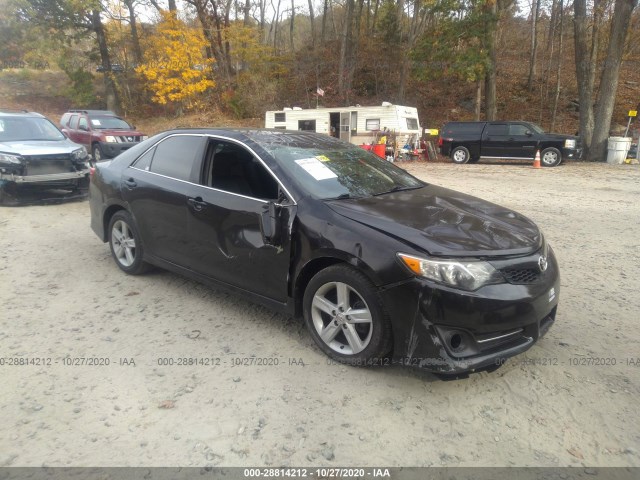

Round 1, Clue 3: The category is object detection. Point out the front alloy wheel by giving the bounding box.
[303,265,392,365]
[541,147,562,167]
[311,281,373,355]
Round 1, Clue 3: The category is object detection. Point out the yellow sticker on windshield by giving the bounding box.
[316,155,331,162]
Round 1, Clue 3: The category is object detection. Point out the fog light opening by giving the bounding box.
[449,333,463,351]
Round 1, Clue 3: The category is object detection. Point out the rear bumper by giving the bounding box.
[380,249,560,374]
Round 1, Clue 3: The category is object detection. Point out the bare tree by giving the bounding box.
[122,0,143,65]
[527,0,541,91]
[308,0,316,47]
[550,0,564,131]
[589,0,639,161]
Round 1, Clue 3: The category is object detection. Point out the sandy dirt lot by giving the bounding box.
[0,161,639,468]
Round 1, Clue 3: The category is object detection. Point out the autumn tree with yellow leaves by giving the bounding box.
[136,11,215,113]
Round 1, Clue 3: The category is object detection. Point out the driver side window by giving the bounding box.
[201,141,279,201]
[78,117,89,130]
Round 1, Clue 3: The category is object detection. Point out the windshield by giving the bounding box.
[260,134,425,199]
[529,123,545,134]
[0,117,65,142]
[90,116,132,130]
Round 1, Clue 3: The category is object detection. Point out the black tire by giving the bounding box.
[107,211,150,275]
[451,146,471,164]
[302,264,392,366]
[540,147,562,167]
[92,144,104,164]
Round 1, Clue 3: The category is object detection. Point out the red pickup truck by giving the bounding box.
[60,110,147,163]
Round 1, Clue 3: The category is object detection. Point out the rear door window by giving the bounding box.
[148,135,205,182]
[487,124,508,136]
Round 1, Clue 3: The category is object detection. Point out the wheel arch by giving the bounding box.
[292,253,381,317]
[102,204,127,242]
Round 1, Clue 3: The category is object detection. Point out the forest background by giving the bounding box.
[0,0,638,160]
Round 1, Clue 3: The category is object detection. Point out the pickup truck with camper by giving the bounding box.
[439,121,581,167]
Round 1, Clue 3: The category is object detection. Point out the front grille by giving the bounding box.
[25,154,73,176]
[117,135,141,143]
[502,268,540,284]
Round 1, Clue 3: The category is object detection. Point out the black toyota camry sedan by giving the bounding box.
[89,129,560,376]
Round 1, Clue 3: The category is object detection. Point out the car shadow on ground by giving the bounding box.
[0,188,88,207]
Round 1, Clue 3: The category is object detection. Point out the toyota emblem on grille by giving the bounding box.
[538,255,548,272]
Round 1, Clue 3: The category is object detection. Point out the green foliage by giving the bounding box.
[412,0,495,83]
[376,0,402,46]
[62,66,96,106]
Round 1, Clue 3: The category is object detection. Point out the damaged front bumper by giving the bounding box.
[1,169,90,184]
[380,250,560,375]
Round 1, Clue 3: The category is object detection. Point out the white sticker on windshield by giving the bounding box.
[91,119,102,126]
[295,157,338,181]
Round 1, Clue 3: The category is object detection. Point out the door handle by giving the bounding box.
[188,197,206,211]
[124,178,137,188]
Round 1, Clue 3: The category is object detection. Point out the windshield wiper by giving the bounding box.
[372,185,423,196]
[324,193,358,200]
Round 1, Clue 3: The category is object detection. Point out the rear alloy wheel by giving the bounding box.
[303,265,392,365]
[108,211,150,275]
[451,146,471,164]
[540,147,562,167]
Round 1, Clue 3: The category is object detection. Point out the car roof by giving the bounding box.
[67,110,117,116]
[158,128,351,148]
[0,109,46,118]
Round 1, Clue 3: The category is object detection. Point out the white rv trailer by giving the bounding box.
[264,103,421,148]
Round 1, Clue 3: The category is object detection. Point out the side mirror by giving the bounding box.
[260,201,280,245]
[525,130,533,137]
[79,125,88,131]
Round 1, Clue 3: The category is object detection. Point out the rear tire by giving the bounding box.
[108,211,150,275]
[451,146,471,164]
[303,265,392,366]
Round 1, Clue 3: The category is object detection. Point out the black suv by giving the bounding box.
[439,121,581,167]
[0,110,90,203]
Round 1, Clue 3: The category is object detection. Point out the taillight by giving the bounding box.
[90,167,96,177]
[438,137,443,147]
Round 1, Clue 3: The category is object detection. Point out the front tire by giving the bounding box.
[92,144,104,164]
[451,146,471,164]
[108,211,150,275]
[303,265,392,366]
[541,147,562,167]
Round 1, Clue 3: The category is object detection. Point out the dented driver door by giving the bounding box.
[185,186,294,303]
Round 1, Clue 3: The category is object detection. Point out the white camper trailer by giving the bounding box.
[264,103,421,150]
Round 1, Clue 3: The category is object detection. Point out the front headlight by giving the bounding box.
[72,147,88,160]
[104,135,119,143]
[398,253,504,291]
[0,152,23,165]
[564,139,576,149]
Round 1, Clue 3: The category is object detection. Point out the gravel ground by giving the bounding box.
[0,161,639,467]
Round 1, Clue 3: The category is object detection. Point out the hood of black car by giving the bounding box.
[326,185,541,257]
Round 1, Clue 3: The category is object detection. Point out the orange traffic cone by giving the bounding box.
[533,150,541,169]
